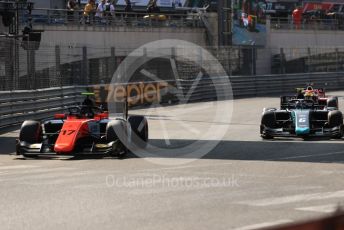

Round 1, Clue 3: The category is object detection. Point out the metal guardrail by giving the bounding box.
[23,8,203,29]
[0,86,85,128]
[1,72,344,129]
[231,72,344,97]
[176,72,344,101]
[270,17,344,31]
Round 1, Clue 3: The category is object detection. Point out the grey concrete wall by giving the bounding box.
[270,30,344,49]
[269,29,344,58]
[36,25,206,52]
[13,18,344,77]
[256,19,344,74]
[15,25,206,77]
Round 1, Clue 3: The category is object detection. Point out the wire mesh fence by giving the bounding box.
[1,37,344,91]
[24,8,204,29]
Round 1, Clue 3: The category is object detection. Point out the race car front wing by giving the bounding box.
[16,139,121,156]
[261,126,343,138]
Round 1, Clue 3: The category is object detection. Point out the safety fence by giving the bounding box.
[2,38,344,92]
[230,72,344,98]
[178,72,344,101]
[270,17,344,31]
[22,8,203,29]
[1,72,344,129]
[0,86,84,128]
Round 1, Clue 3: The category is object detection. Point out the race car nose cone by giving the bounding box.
[54,121,85,153]
[295,127,310,135]
[54,143,74,153]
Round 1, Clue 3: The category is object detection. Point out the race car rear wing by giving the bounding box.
[280,96,321,110]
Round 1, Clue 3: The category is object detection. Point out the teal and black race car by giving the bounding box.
[260,99,343,139]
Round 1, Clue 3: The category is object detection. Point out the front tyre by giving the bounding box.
[260,111,276,139]
[19,120,42,158]
[260,125,273,139]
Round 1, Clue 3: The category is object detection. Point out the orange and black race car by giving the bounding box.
[16,93,148,158]
[281,86,338,110]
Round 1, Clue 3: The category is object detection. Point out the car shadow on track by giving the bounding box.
[143,138,344,164]
[0,136,17,155]
[5,137,344,164]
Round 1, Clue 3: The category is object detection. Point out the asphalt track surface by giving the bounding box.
[1,92,344,230]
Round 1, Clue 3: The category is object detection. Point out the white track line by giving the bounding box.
[0,165,39,170]
[271,150,344,161]
[135,162,233,172]
[234,219,292,230]
[238,190,344,206]
[295,204,340,213]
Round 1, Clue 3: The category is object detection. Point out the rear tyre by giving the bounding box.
[328,110,343,139]
[327,97,338,109]
[128,115,148,148]
[106,120,128,158]
[19,120,42,158]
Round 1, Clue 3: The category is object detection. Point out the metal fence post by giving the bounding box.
[198,46,203,74]
[26,45,36,90]
[142,47,147,75]
[280,48,285,74]
[111,47,116,82]
[32,50,36,89]
[55,45,61,87]
[55,45,63,110]
[228,47,232,76]
[4,39,14,91]
[307,47,311,73]
[238,46,241,73]
[335,48,339,72]
[252,46,256,75]
[82,46,88,85]
[14,39,19,90]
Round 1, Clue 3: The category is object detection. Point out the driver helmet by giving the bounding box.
[304,86,315,97]
[82,96,94,107]
[304,91,315,97]
[295,100,303,109]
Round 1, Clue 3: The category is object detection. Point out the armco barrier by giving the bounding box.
[1,72,344,129]
[176,72,344,101]
[230,72,344,98]
[0,86,85,128]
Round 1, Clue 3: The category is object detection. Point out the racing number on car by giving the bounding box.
[299,118,306,123]
[297,113,309,128]
[61,130,76,135]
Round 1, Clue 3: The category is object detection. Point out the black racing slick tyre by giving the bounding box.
[106,120,128,158]
[327,97,338,109]
[260,126,273,139]
[328,110,343,127]
[20,120,42,143]
[19,120,42,158]
[128,115,148,148]
[261,111,276,128]
[260,111,275,139]
[328,110,343,139]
